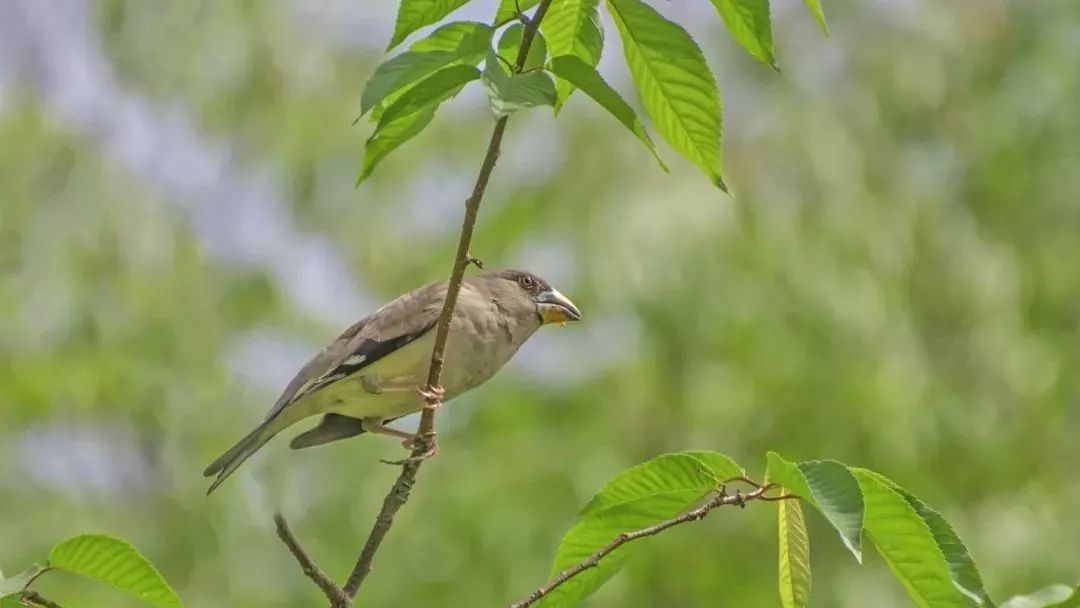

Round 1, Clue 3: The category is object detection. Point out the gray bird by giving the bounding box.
[203,269,580,493]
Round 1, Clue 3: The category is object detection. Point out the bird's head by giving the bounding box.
[478,269,581,327]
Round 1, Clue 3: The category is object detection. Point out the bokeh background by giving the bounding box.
[2,0,1078,606]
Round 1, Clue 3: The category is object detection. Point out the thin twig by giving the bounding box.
[510,484,778,608]
[20,591,64,608]
[273,2,557,605]
[274,514,349,607]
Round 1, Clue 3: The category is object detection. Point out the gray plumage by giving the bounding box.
[203,269,580,493]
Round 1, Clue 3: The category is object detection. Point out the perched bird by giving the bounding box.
[203,269,580,494]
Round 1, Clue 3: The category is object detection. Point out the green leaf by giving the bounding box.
[361,51,459,117]
[498,24,547,71]
[48,535,182,608]
[542,0,604,109]
[494,0,541,26]
[0,597,25,608]
[482,50,557,117]
[708,0,777,69]
[852,470,968,608]
[682,450,745,482]
[1002,585,1080,608]
[889,483,995,606]
[607,0,726,189]
[549,55,666,171]
[388,0,473,50]
[0,566,44,598]
[359,65,478,184]
[539,453,724,607]
[375,65,481,130]
[365,21,492,121]
[777,497,812,608]
[357,106,436,185]
[580,452,719,516]
[766,453,864,561]
[804,0,830,37]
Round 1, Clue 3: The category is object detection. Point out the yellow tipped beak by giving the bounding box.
[537,289,581,325]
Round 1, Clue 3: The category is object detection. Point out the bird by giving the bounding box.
[203,269,581,494]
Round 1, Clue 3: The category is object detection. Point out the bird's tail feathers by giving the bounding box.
[203,420,280,494]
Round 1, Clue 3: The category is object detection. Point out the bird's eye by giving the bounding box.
[518,275,535,290]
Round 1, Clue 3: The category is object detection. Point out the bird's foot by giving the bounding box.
[380,434,439,465]
[416,385,446,409]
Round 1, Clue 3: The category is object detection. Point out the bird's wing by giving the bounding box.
[263,280,447,422]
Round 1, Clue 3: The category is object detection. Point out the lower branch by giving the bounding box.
[510,484,788,608]
[274,514,349,607]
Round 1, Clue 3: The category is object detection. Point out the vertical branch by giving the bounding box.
[269,2,555,603]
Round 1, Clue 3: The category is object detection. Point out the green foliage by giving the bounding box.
[388,0,473,50]
[766,453,864,561]
[360,22,492,117]
[538,452,737,607]
[1,535,180,608]
[890,484,994,606]
[803,0,830,36]
[607,0,726,190]
[537,451,1008,607]
[777,497,811,608]
[495,0,541,26]
[708,0,776,69]
[853,470,969,607]
[497,24,548,71]
[549,55,665,170]
[482,50,557,117]
[541,0,603,110]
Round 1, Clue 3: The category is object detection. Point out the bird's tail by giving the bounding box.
[203,420,281,494]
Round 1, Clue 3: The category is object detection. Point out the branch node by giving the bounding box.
[466,254,485,269]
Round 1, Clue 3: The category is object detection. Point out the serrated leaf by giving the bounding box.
[539,453,725,607]
[804,0,829,37]
[889,483,995,606]
[357,106,436,185]
[366,21,492,122]
[359,65,478,184]
[580,453,719,516]
[766,453,864,561]
[361,51,459,117]
[542,0,604,109]
[375,65,481,130]
[852,470,968,608]
[550,55,666,171]
[388,0,474,50]
[1002,585,1080,608]
[494,0,541,26]
[682,450,744,482]
[482,50,556,117]
[498,24,547,71]
[709,0,777,69]
[607,0,726,189]
[778,496,812,608]
[411,20,494,54]
[0,566,44,598]
[48,535,182,608]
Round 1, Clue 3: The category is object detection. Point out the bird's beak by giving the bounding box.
[536,288,581,325]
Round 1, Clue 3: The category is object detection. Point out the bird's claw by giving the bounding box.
[380,435,439,465]
[416,385,445,409]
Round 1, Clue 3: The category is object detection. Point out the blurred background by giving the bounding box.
[1,0,1078,606]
